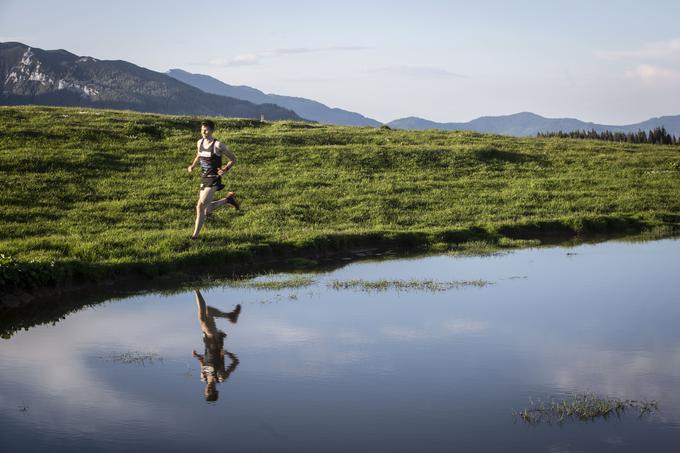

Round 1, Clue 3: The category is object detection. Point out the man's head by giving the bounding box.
[201,120,216,139]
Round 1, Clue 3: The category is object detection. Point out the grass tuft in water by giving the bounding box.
[228,276,315,290]
[514,393,659,424]
[327,278,490,292]
[103,351,162,366]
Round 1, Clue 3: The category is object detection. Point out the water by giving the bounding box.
[1,238,680,452]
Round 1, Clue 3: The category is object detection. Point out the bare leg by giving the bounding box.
[192,187,216,238]
[207,304,241,324]
[195,289,218,337]
[195,289,207,321]
[207,192,238,214]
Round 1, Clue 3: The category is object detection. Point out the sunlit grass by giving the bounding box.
[1,105,679,292]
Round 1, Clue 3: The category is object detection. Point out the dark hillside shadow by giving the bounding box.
[472,146,545,165]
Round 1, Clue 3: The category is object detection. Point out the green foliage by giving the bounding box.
[1,105,679,293]
[538,126,680,145]
[0,253,61,289]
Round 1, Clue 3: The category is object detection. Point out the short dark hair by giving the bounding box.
[201,119,216,131]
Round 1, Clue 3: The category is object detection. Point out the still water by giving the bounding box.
[1,238,680,452]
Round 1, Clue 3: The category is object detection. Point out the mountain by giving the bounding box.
[387,112,680,137]
[0,42,302,121]
[166,68,382,127]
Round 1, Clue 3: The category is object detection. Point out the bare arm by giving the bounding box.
[187,141,201,172]
[187,154,200,172]
[217,142,237,176]
[192,350,205,364]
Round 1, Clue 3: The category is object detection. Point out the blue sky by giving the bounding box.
[1,0,679,123]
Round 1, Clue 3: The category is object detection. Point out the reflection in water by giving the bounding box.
[1,239,680,452]
[192,290,241,402]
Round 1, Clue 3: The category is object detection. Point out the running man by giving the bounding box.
[187,119,240,240]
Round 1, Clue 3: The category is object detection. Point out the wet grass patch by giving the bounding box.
[100,351,163,366]
[327,278,490,292]
[513,393,659,424]
[228,275,315,290]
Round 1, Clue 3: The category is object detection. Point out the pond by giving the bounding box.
[1,238,680,452]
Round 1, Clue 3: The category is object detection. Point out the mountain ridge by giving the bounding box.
[0,42,302,121]
[387,112,680,136]
[3,42,679,135]
[166,68,382,127]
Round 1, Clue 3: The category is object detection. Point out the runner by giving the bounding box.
[187,119,239,239]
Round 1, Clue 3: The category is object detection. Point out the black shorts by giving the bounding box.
[200,176,225,191]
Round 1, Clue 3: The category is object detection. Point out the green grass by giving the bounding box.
[228,275,315,290]
[1,105,679,293]
[514,393,659,424]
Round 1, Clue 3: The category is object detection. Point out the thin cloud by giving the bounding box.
[369,65,467,79]
[0,36,31,43]
[207,46,371,67]
[624,64,679,82]
[597,37,680,61]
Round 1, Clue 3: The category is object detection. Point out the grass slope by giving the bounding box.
[1,106,679,293]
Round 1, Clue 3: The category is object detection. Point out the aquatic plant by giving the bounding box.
[327,278,490,292]
[514,393,659,424]
[103,351,162,366]
[228,276,315,290]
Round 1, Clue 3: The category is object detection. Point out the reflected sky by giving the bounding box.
[1,238,680,452]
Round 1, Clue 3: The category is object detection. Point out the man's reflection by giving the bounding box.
[192,289,241,402]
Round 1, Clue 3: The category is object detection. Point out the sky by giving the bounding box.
[1,0,679,124]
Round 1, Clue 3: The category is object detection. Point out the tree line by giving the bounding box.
[537,126,679,145]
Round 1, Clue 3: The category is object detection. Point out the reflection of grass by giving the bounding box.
[328,278,490,292]
[447,238,541,256]
[514,393,659,424]
[103,351,162,366]
[229,276,315,290]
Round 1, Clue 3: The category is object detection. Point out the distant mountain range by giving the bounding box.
[168,68,680,136]
[387,112,680,137]
[0,42,301,121]
[3,41,679,136]
[166,68,382,127]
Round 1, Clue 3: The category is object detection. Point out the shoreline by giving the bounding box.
[2,224,678,339]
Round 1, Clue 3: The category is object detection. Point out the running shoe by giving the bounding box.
[225,192,240,210]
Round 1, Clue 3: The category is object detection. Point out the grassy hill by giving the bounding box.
[1,106,679,294]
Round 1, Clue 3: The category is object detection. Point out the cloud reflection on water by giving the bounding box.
[1,238,680,451]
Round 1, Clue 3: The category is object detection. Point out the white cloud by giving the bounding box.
[207,46,371,67]
[380,318,486,341]
[442,320,486,334]
[624,64,679,82]
[369,65,466,79]
[597,37,680,61]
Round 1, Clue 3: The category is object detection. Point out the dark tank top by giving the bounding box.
[198,139,222,177]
